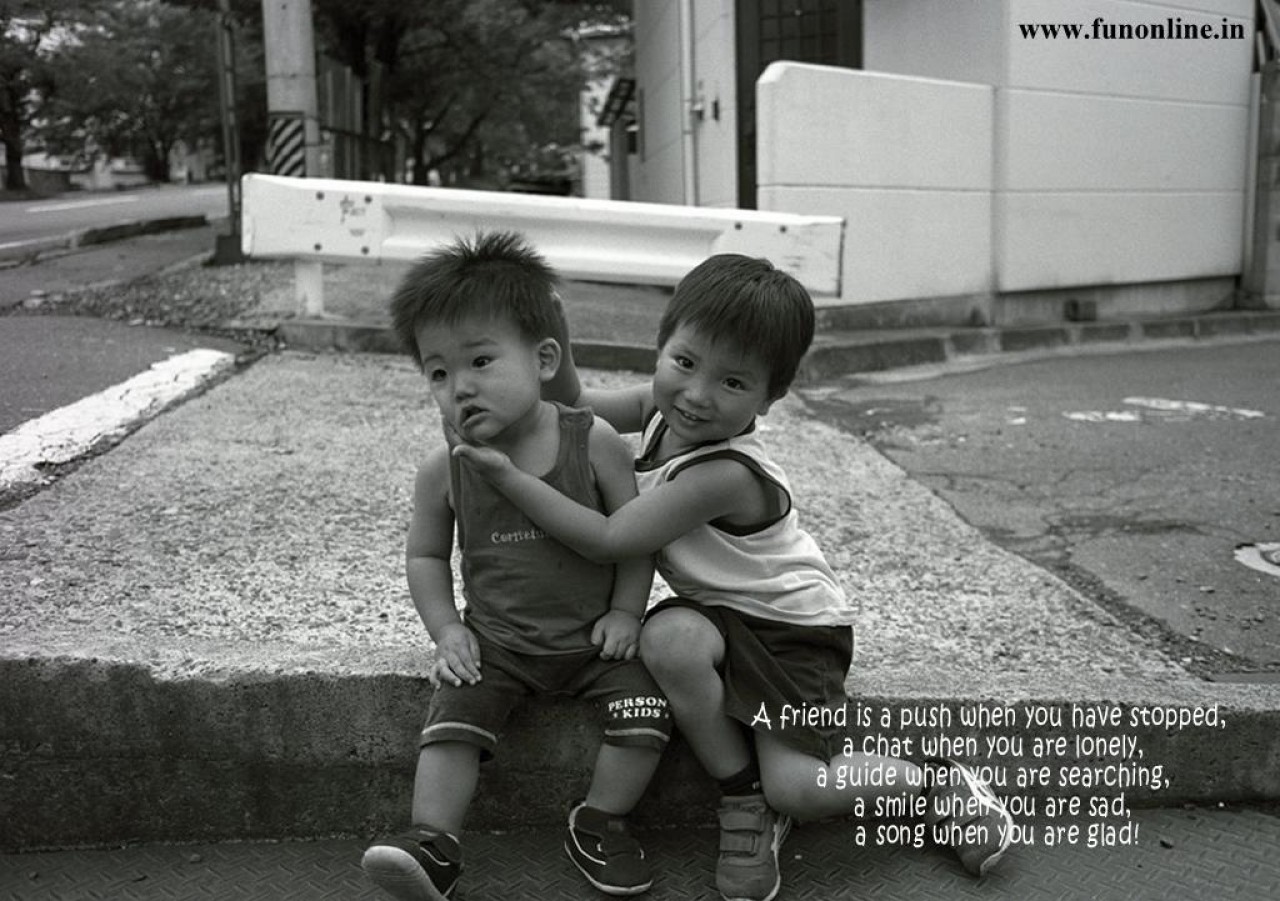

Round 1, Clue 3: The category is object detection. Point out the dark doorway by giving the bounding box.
[735,0,862,208]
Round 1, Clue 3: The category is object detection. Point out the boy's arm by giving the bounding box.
[453,440,762,563]
[407,449,481,686]
[585,418,654,659]
[542,293,654,434]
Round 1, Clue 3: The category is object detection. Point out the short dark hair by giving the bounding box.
[656,254,815,397]
[390,230,561,365]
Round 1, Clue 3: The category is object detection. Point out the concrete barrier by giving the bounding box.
[240,174,844,316]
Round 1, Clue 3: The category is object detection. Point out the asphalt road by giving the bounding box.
[0,224,244,434]
[0,183,230,251]
[799,340,1280,676]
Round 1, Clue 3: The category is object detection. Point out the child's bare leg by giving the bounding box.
[363,742,477,899]
[756,731,921,821]
[639,607,752,779]
[411,741,481,834]
[570,744,663,894]
[586,744,663,813]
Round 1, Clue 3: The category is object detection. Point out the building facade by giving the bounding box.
[625,0,1264,324]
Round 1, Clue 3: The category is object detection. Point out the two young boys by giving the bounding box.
[365,230,1012,901]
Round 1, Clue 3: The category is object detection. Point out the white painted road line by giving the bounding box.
[26,196,142,214]
[0,348,236,492]
[1064,396,1268,424]
[1234,543,1280,579]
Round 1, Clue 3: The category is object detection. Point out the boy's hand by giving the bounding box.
[451,444,515,484]
[592,610,641,660]
[431,623,482,687]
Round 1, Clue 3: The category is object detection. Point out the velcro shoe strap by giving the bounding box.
[719,809,766,833]
[720,830,760,854]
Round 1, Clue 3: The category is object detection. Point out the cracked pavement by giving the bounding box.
[799,339,1280,676]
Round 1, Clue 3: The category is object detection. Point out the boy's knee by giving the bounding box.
[639,609,720,673]
[761,775,813,821]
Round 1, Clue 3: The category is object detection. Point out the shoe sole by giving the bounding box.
[362,845,452,901]
[944,761,1014,877]
[563,840,653,896]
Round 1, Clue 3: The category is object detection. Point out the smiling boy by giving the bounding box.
[454,253,1014,901]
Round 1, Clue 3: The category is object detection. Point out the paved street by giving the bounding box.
[5,806,1279,901]
[0,314,245,435]
[0,184,229,251]
[800,340,1280,675]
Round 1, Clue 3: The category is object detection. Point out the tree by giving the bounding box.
[0,0,96,191]
[310,0,630,188]
[38,0,221,182]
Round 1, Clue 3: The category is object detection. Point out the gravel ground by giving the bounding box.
[5,254,668,352]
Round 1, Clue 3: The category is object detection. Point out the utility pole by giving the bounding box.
[260,0,324,312]
[261,0,323,178]
[213,0,244,264]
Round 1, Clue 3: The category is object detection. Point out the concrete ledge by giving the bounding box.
[74,216,208,248]
[279,319,659,374]
[4,653,1277,850]
[0,215,210,267]
[276,311,1280,382]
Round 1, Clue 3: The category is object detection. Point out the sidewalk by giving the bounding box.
[1,235,1279,897]
[5,806,1279,900]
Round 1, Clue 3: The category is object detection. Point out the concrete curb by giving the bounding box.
[0,215,209,267]
[0,349,237,501]
[2,651,1276,849]
[275,310,1280,379]
[279,319,661,373]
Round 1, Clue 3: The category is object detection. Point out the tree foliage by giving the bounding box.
[0,0,99,190]
[311,0,630,188]
[38,0,222,182]
[4,0,629,192]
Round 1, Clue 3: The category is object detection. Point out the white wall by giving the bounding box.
[995,0,1253,291]
[637,0,1256,310]
[689,0,739,208]
[632,1,686,204]
[632,0,739,208]
[757,64,994,305]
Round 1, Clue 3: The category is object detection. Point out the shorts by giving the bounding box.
[647,597,854,762]
[419,632,672,760]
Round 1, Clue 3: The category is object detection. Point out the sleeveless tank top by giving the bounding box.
[635,412,855,627]
[448,404,615,654]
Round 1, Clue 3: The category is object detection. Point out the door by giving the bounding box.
[735,0,862,208]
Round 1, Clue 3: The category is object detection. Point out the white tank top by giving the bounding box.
[635,412,855,626]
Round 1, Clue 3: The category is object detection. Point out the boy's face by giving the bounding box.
[653,322,776,449]
[416,315,558,448]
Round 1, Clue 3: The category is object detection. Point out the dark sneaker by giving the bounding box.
[361,827,462,901]
[716,794,791,901]
[565,801,653,895]
[924,758,1014,876]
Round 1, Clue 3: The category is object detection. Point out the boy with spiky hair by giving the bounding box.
[363,231,671,901]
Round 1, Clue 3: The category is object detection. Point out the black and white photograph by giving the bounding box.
[2,2,1278,899]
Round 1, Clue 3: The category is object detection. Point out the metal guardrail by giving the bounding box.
[240,174,844,316]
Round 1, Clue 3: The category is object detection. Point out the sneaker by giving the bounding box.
[924,758,1013,877]
[361,827,462,901]
[565,801,653,895]
[716,794,792,901]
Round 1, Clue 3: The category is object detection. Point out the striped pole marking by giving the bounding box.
[267,113,306,177]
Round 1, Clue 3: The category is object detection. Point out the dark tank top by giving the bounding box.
[447,403,615,654]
